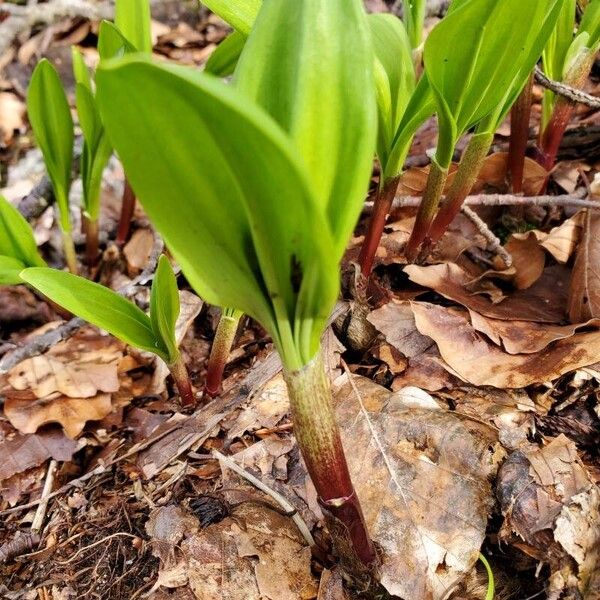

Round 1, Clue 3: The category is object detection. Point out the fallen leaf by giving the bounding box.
[468,310,600,355]
[367,301,434,358]
[8,356,119,399]
[0,429,80,481]
[473,152,548,196]
[497,436,600,598]
[405,263,569,323]
[4,394,113,438]
[0,92,25,146]
[397,165,457,196]
[412,302,600,388]
[334,375,498,599]
[317,569,348,600]
[123,228,155,274]
[504,232,545,289]
[568,210,600,322]
[533,210,584,264]
[392,347,461,392]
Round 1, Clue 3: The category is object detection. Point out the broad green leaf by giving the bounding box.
[0,256,27,285]
[200,0,260,34]
[96,56,336,368]
[0,196,46,268]
[205,30,246,77]
[235,0,377,258]
[543,0,576,82]
[115,0,152,53]
[98,21,136,60]
[71,47,92,92]
[369,13,416,177]
[425,0,558,166]
[21,267,166,359]
[150,255,180,364]
[27,60,74,232]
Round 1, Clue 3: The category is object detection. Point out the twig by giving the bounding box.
[461,205,513,268]
[363,193,600,214]
[31,459,58,534]
[0,233,164,375]
[534,66,600,109]
[213,450,316,548]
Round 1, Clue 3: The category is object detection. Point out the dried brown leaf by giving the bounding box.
[504,232,546,289]
[0,92,25,145]
[334,375,498,599]
[412,302,600,388]
[533,211,584,264]
[123,228,155,274]
[473,152,547,196]
[568,210,600,322]
[405,263,569,323]
[468,309,600,355]
[4,394,113,438]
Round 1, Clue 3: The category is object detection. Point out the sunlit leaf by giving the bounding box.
[98,20,136,60]
[115,0,152,53]
[200,0,260,34]
[0,256,28,285]
[205,30,246,77]
[27,60,74,232]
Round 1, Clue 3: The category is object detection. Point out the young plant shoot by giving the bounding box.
[204,307,243,397]
[21,255,196,406]
[404,0,568,262]
[95,0,378,581]
[403,0,426,61]
[0,195,46,285]
[27,60,77,274]
[539,0,600,171]
[72,48,113,266]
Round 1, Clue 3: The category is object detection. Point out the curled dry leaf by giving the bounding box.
[497,435,600,599]
[334,374,499,599]
[568,210,600,322]
[392,346,461,392]
[468,309,600,355]
[411,302,600,388]
[123,228,155,274]
[503,232,545,289]
[0,92,25,146]
[405,263,569,323]
[531,210,584,265]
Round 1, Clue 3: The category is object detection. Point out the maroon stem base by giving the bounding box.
[116,180,136,247]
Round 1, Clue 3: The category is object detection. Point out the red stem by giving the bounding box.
[204,311,241,398]
[169,356,195,407]
[358,176,400,278]
[84,216,100,267]
[508,73,534,194]
[116,179,136,247]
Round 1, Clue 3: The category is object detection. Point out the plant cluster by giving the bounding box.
[3,0,596,591]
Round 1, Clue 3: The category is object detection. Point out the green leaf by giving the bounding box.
[75,83,112,220]
[21,267,166,359]
[369,13,416,178]
[580,0,600,49]
[0,256,28,285]
[425,0,559,166]
[205,30,246,77]
[403,0,426,49]
[96,56,336,368]
[98,21,136,60]
[71,47,92,92]
[234,0,377,258]
[543,0,576,81]
[200,0,260,34]
[0,195,46,269]
[27,60,74,232]
[150,255,180,364]
[115,0,152,53]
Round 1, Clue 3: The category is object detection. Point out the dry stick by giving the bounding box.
[461,206,513,268]
[0,234,165,376]
[31,459,58,534]
[213,450,316,548]
[534,66,600,109]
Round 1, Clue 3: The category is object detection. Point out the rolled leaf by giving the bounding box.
[200,0,260,34]
[98,21,136,60]
[150,255,180,364]
[115,0,152,53]
[0,256,28,285]
[27,60,74,232]
[205,30,246,77]
[21,267,166,359]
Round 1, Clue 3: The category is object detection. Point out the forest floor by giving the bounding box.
[0,1,599,599]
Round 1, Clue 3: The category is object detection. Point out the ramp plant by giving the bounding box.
[71,48,113,266]
[539,0,600,171]
[22,255,195,406]
[0,195,46,285]
[27,60,77,274]
[404,0,568,262]
[95,0,378,581]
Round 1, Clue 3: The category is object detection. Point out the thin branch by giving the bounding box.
[31,459,58,534]
[461,206,513,268]
[362,193,599,214]
[213,450,316,548]
[534,66,600,109]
